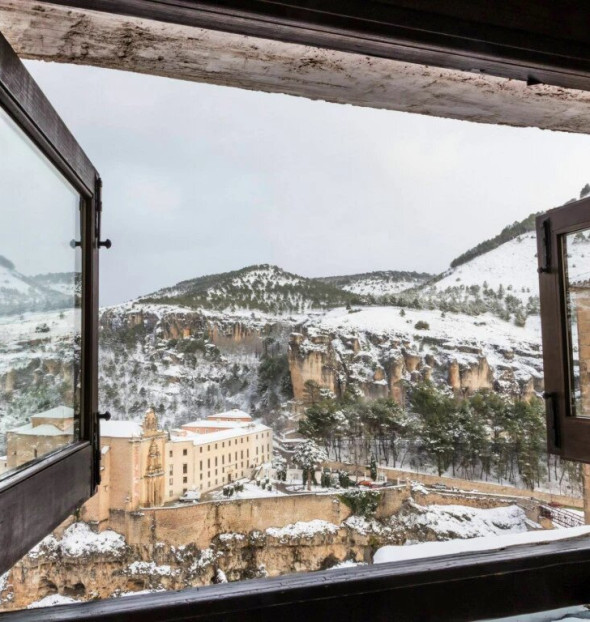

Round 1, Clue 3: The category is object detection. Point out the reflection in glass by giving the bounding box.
[0,104,81,480]
[564,230,590,418]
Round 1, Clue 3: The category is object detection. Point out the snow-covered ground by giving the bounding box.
[316,306,540,348]
[375,524,590,564]
[207,480,285,501]
[432,234,540,302]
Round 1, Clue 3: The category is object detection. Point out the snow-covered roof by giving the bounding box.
[31,405,75,420]
[9,422,73,436]
[100,420,143,438]
[182,420,245,430]
[207,409,252,420]
[171,422,271,446]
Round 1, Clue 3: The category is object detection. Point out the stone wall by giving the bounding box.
[330,462,583,509]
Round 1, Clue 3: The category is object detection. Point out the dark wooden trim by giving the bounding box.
[0,30,99,573]
[0,443,93,574]
[537,197,590,462]
[41,0,590,92]
[3,534,590,621]
[0,28,95,194]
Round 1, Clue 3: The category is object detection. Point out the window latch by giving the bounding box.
[98,411,111,421]
[99,239,112,249]
[537,218,551,273]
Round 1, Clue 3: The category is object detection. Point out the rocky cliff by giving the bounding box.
[288,307,544,404]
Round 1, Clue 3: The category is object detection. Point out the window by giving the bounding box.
[168,478,172,485]
[538,197,590,461]
[169,450,172,458]
[169,466,173,476]
[182,464,187,474]
[183,449,187,456]
[5,3,590,620]
[0,31,99,575]
[183,476,187,484]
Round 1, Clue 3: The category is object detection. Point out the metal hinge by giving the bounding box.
[537,218,551,274]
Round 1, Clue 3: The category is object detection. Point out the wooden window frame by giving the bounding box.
[537,197,590,462]
[0,31,100,574]
[1,2,590,620]
[3,534,590,622]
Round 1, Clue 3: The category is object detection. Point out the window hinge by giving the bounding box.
[543,391,560,448]
[537,218,551,274]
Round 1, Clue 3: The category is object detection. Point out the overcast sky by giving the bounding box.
[21,60,590,307]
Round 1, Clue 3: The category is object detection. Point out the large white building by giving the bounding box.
[6,407,273,517]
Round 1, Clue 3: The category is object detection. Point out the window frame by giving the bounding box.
[537,197,590,462]
[5,534,590,621]
[1,2,590,620]
[0,30,100,574]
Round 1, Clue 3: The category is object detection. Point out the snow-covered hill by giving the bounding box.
[0,259,75,316]
[319,271,431,297]
[140,264,358,314]
[430,233,539,303]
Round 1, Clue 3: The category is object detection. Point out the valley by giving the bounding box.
[1,190,590,609]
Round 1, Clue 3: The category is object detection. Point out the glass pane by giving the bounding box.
[564,229,590,418]
[0,104,81,481]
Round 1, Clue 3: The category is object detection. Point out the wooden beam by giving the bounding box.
[3,1,590,133]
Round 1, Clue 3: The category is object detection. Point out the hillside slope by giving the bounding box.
[319,271,431,297]
[140,264,359,314]
[0,257,75,316]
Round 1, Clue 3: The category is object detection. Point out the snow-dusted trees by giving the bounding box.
[298,384,563,493]
[293,440,328,490]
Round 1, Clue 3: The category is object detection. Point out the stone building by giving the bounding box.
[5,406,75,468]
[4,406,272,523]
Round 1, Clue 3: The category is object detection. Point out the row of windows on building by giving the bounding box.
[167,432,272,460]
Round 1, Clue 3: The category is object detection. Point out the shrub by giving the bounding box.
[338,490,382,517]
[414,320,430,330]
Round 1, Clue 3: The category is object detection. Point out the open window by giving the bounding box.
[538,198,590,462]
[0,31,100,574]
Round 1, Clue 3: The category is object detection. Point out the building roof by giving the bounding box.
[171,422,271,446]
[206,409,252,420]
[100,420,143,438]
[9,422,74,437]
[31,405,75,420]
[181,420,244,430]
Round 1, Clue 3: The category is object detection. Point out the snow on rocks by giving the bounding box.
[126,561,176,577]
[396,501,528,542]
[60,523,126,558]
[27,594,80,609]
[28,522,126,560]
[266,520,339,542]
